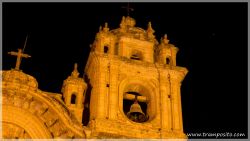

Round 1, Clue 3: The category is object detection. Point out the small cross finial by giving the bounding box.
[122,3,134,16]
[8,48,31,70]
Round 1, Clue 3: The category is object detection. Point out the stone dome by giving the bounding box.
[1,69,38,88]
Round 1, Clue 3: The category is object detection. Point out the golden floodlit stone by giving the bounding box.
[2,15,188,140]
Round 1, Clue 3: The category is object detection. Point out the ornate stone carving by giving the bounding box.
[1,70,38,89]
[161,34,169,45]
[2,122,31,139]
[110,16,157,42]
[2,70,86,139]
[84,15,188,140]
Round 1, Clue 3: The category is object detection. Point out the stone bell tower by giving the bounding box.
[62,63,87,123]
[84,16,188,139]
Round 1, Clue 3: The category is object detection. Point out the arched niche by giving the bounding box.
[130,50,143,61]
[71,93,77,104]
[104,46,109,53]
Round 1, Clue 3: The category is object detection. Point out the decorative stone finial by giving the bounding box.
[120,16,126,32]
[147,22,155,40]
[71,63,80,78]
[147,22,155,34]
[120,16,125,27]
[99,26,102,32]
[103,22,109,32]
[161,34,169,44]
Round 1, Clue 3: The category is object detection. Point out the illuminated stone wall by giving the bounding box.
[1,70,86,139]
[2,16,188,140]
[85,16,188,139]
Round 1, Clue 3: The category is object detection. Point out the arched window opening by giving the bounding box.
[130,54,141,60]
[130,50,142,61]
[104,46,109,53]
[71,94,77,104]
[166,57,171,65]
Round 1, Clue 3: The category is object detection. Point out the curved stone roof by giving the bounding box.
[1,69,38,88]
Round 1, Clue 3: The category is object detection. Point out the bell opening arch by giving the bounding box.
[118,78,158,123]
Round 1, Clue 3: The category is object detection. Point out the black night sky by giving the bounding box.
[2,2,248,139]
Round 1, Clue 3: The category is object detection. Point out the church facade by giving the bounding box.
[1,16,188,139]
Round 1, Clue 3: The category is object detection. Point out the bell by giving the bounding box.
[127,97,146,122]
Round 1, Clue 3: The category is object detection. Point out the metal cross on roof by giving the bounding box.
[122,3,134,16]
[8,35,31,70]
